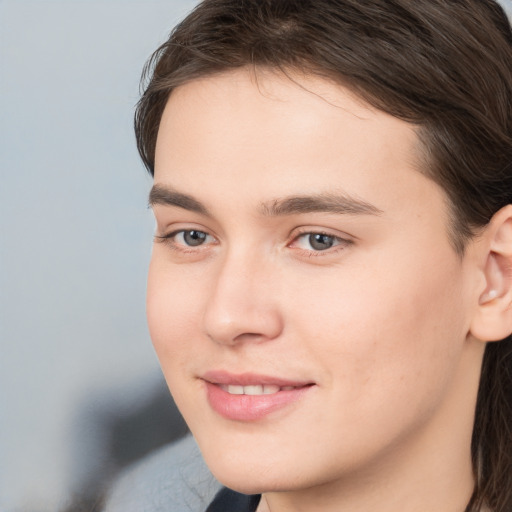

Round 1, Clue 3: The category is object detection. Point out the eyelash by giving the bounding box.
[155,228,352,257]
[155,229,217,253]
[290,229,352,257]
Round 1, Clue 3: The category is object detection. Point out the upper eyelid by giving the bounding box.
[156,228,217,248]
[294,232,343,241]
[291,232,349,247]
[161,228,211,238]
[288,229,354,255]
[156,224,216,238]
[290,226,354,242]
[159,228,349,241]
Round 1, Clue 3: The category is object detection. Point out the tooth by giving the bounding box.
[227,385,244,395]
[244,385,264,395]
[263,385,280,394]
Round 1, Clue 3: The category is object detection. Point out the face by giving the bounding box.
[148,68,479,494]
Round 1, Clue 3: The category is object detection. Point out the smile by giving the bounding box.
[219,384,296,395]
[202,371,315,421]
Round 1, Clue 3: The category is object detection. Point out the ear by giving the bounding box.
[470,205,512,342]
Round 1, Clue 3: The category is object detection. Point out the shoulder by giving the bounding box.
[103,435,221,512]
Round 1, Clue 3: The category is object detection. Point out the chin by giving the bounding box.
[199,447,271,493]
[198,441,320,495]
[209,467,295,495]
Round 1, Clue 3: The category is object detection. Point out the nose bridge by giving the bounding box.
[203,246,282,345]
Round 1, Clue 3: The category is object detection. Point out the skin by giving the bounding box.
[147,68,491,512]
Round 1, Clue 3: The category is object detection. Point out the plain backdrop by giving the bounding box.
[0,2,197,511]
[1,1,511,511]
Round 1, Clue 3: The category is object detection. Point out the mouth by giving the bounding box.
[201,371,315,421]
[219,383,298,395]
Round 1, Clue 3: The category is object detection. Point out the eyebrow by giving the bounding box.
[149,185,211,216]
[149,184,382,218]
[260,194,383,216]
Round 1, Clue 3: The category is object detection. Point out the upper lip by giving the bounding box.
[201,370,314,387]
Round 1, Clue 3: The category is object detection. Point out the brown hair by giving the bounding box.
[135,1,512,510]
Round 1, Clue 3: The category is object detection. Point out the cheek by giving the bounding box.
[285,247,468,417]
[146,254,212,419]
[146,254,204,362]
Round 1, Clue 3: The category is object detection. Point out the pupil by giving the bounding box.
[309,233,334,251]
[184,230,207,246]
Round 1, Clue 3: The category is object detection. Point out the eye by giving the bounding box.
[304,233,337,251]
[291,231,350,253]
[156,229,215,249]
[176,230,210,247]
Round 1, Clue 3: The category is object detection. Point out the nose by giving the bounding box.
[203,251,284,346]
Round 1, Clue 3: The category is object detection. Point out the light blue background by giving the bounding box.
[0,2,197,511]
[1,1,511,511]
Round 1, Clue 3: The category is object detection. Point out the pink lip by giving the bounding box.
[202,370,315,422]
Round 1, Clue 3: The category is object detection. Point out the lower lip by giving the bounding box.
[204,381,313,421]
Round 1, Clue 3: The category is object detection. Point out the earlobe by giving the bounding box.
[470,205,512,342]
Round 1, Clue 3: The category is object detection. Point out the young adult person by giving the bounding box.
[118,1,512,511]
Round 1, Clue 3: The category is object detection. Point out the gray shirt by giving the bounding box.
[103,435,221,512]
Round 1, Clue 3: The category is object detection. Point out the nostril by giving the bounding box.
[207,330,270,346]
[233,332,268,343]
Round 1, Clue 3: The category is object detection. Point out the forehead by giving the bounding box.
[154,68,445,226]
[157,68,419,156]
